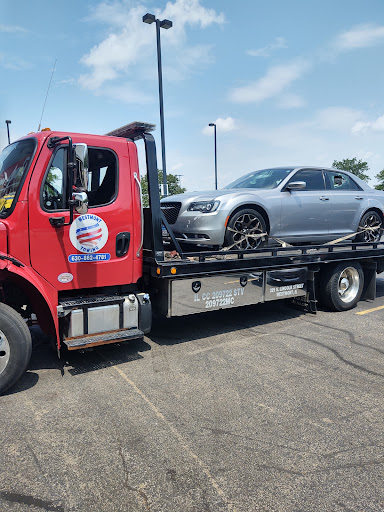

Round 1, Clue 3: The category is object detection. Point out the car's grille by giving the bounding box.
[161,202,182,224]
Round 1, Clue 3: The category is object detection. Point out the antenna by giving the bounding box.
[37,59,57,132]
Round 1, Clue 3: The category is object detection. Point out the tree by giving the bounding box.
[141,170,186,207]
[374,169,384,190]
[332,158,370,182]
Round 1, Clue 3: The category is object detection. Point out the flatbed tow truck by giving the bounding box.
[0,122,383,394]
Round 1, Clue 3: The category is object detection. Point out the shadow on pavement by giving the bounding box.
[149,301,302,346]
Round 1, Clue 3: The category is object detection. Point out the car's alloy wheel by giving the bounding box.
[224,209,267,250]
[356,210,382,243]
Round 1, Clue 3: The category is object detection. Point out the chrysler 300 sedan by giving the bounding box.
[160,167,384,250]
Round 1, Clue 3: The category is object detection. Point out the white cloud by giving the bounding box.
[202,117,238,135]
[79,0,225,94]
[0,24,26,33]
[332,24,384,52]
[313,107,362,132]
[277,93,306,109]
[247,37,287,57]
[229,59,309,104]
[352,114,384,134]
[0,53,31,71]
[93,82,153,104]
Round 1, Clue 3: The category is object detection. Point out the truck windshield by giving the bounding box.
[0,139,36,217]
[224,168,294,190]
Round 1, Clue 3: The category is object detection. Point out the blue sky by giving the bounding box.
[2,0,384,190]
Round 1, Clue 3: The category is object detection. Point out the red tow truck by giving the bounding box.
[0,121,383,394]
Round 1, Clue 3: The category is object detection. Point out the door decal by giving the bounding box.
[69,214,109,254]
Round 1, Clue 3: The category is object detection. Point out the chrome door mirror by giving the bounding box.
[285,181,306,191]
[73,191,89,214]
[74,143,89,190]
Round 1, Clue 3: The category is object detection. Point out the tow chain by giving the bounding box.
[221,224,383,251]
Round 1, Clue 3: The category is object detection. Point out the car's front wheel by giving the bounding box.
[224,209,268,250]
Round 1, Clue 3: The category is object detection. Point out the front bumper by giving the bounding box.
[165,208,229,246]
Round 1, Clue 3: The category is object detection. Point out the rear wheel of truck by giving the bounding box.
[318,262,364,311]
[0,303,32,395]
[224,209,268,250]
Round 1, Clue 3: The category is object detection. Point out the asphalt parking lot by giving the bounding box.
[1,276,384,512]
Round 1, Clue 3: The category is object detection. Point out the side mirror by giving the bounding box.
[74,143,89,190]
[285,181,306,191]
[73,191,89,214]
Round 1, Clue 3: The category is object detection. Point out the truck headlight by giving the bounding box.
[188,201,220,213]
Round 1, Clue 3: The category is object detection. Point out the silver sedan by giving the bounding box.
[160,167,384,249]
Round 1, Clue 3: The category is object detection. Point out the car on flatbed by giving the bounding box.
[160,166,384,250]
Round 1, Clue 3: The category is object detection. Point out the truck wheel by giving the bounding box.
[355,210,382,243]
[224,209,267,250]
[0,303,32,395]
[319,262,364,311]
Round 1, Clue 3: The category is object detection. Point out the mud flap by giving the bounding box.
[286,269,318,314]
[361,261,377,301]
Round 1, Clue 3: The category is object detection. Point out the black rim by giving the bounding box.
[362,213,381,242]
[227,213,266,250]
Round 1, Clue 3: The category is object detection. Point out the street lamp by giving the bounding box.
[5,120,11,145]
[143,12,173,197]
[209,123,218,189]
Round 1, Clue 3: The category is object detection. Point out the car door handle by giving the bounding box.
[319,196,329,201]
[355,196,364,200]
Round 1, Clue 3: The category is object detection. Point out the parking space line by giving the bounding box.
[356,305,384,315]
[105,360,238,512]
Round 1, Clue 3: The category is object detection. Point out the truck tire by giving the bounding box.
[0,303,32,395]
[319,262,364,311]
[355,210,382,243]
[224,209,267,250]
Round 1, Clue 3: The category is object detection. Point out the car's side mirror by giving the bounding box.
[284,181,306,191]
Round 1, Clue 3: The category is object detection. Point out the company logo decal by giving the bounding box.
[69,214,108,254]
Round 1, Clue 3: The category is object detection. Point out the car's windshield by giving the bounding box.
[0,139,36,217]
[223,168,294,190]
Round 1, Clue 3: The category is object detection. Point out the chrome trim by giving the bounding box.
[134,172,144,257]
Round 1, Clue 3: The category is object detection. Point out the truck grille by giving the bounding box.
[161,202,182,225]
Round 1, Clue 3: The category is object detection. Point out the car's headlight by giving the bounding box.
[188,200,220,213]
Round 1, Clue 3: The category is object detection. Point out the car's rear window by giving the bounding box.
[224,168,294,190]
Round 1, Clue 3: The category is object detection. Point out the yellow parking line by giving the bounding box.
[356,305,384,315]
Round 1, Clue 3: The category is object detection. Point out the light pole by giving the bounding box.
[143,13,172,197]
[209,123,218,189]
[5,120,11,145]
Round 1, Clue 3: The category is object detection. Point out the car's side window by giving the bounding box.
[288,169,325,191]
[42,147,118,211]
[326,171,361,191]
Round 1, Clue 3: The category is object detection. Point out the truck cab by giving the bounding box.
[0,124,157,393]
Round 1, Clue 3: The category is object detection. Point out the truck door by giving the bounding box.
[28,137,142,291]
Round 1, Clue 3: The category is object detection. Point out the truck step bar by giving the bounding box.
[63,328,144,350]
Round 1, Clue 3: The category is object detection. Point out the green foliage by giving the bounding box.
[374,169,384,190]
[332,158,370,182]
[141,170,186,207]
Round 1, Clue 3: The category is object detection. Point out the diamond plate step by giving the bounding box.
[64,328,144,350]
